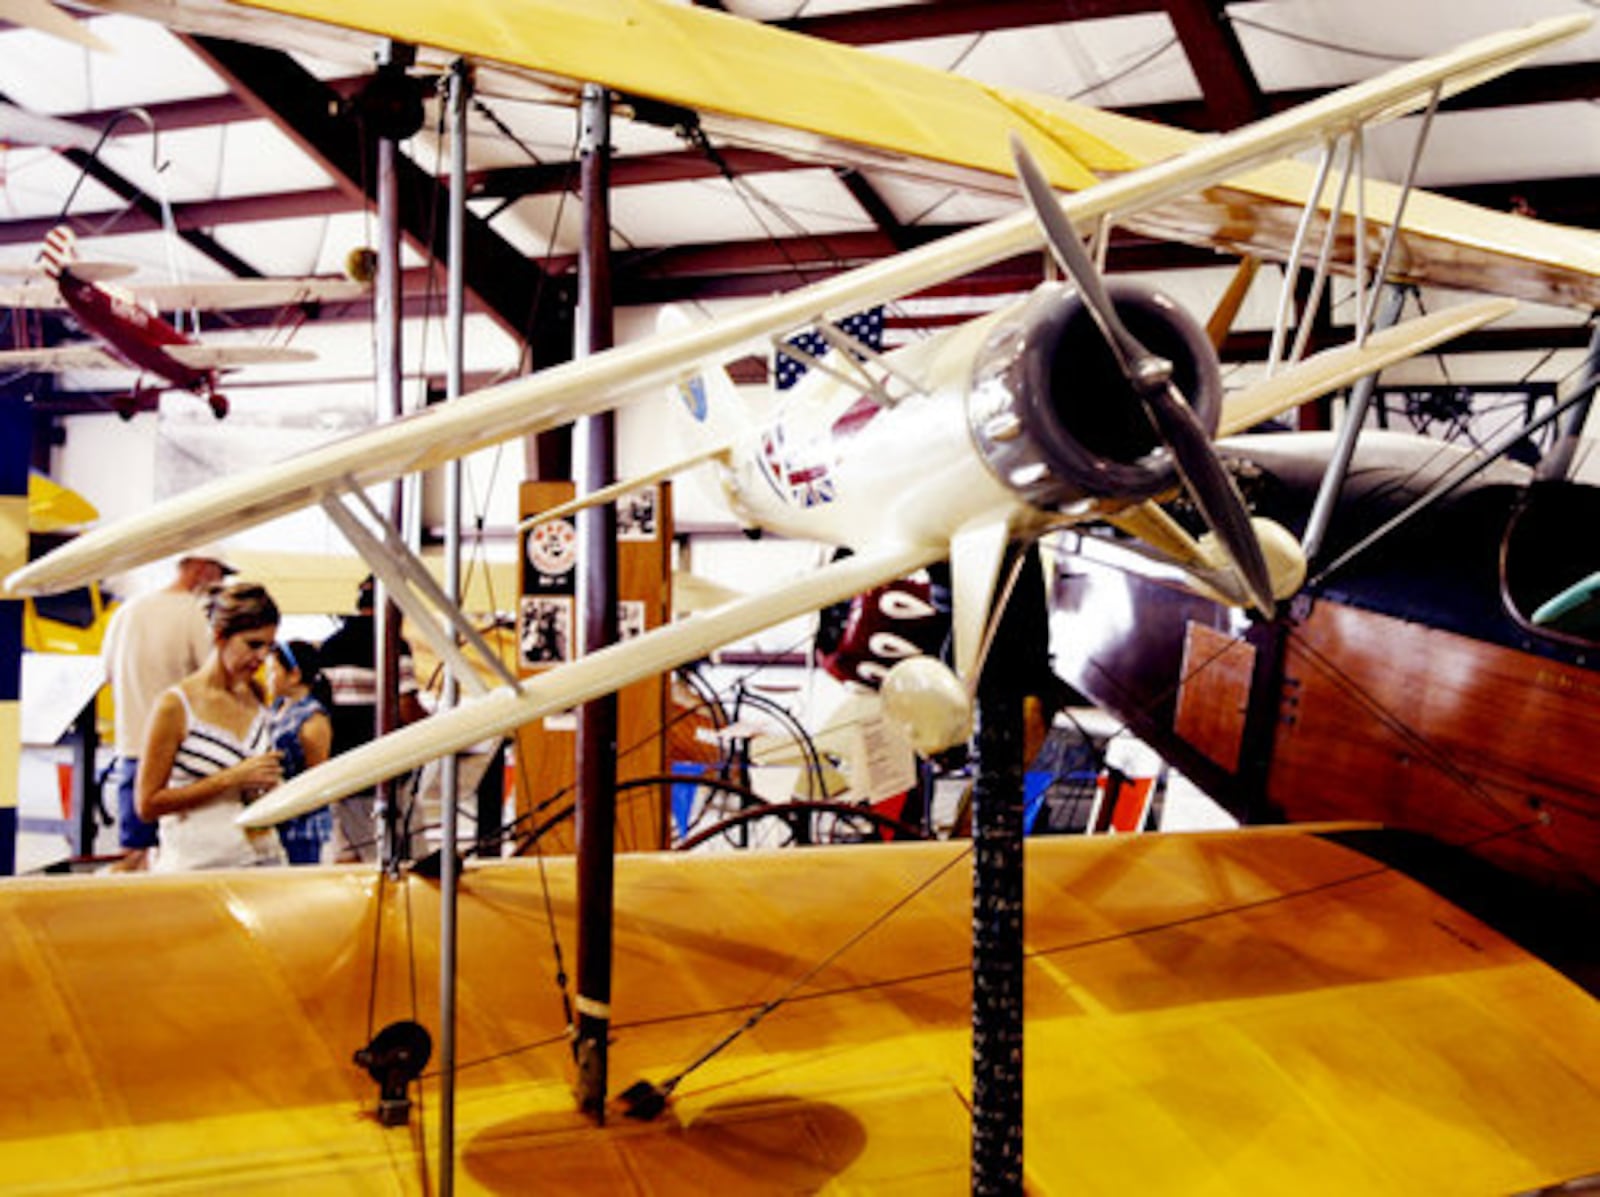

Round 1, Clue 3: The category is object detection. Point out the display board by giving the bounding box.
[512,480,672,853]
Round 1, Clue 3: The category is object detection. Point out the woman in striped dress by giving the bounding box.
[136,581,289,871]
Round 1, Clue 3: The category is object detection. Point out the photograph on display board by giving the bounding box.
[617,486,657,541]
[618,599,646,641]
[523,515,578,593]
[519,595,573,667]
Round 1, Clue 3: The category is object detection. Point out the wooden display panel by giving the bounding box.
[512,480,672,854]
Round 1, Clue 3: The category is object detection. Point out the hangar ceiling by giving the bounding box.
[2,0,1599,430]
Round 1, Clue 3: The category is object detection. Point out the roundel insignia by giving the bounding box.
[526,518,577,576]
[678,375,709,422]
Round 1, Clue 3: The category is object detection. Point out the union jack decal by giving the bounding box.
[760,426,836,508]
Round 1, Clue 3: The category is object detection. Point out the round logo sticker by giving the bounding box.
[526,518,577,576]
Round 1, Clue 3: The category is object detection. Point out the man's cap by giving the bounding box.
[179,544,238,575]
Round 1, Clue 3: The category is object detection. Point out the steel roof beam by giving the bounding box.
[1163,0,1266,130]
[780,0,1165,43]
[187,34,573,367]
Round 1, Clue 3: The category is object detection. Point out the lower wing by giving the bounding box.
[164,343,318,369]
[1,831,1594,1192]
[0,343,124,372]
[238,539,946,828]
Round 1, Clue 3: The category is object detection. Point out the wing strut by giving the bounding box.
[320,481,521,697]
[1311,368,1600,586]
[1265,84,1443,378]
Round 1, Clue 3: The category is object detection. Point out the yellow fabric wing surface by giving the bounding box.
[1,832,1596,1193]
[236,0,1131,191]
[217,1,1600,308]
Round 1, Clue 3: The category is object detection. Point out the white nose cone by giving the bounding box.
[881,657,974,755]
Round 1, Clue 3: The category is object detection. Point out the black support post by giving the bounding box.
[572,82,619,1123]
[969,545,1033,1195]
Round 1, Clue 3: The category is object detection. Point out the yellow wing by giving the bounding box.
[199,0,1600,307]
[0,832,1595,1192]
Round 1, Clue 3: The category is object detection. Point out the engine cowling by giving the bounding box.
[966,280,1223,510]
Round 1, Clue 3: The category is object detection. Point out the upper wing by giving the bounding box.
[239,539,944,826]
[8,19,1590,599]
[0,266,136,306]
[173,2,1600,310]
[213,0,1137,192]
[164,343,317,368]
[0,275,367,312]
[0,343,125,372]
[135,276,371,312]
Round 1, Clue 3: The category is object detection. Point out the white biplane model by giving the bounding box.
[3,5,1600,1193]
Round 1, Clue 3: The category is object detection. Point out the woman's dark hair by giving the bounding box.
[272,638,332,708]
[203,581,280,639]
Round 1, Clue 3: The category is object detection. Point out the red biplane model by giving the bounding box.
[0,224,368,417]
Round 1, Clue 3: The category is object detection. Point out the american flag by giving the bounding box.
[774,306,885,390]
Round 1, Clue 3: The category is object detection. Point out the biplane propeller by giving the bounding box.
[1009,134,1276,620]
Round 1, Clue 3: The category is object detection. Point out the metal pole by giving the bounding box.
[572,81,619,1122]
[373,44,408,870]
[436,58,472,1197]
[0,391,27,876]
[970,545,1030,1195]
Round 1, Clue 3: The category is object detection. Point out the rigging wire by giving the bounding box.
[1068,36,1182,103]
[1225,15,1416,65]
[1288,636,1600,895]
[622,840,976,1112]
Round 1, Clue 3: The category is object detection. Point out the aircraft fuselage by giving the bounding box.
[713,281,1222,557]
[57,269,217,398]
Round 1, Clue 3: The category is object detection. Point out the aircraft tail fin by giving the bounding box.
[40,225,76,280]
[658,305,755,452]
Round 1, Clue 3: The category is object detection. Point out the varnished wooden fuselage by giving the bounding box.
[1050,432,1600,899]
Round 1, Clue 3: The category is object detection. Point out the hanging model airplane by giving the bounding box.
[0,224,369,417]
[3,9,1600,1192]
